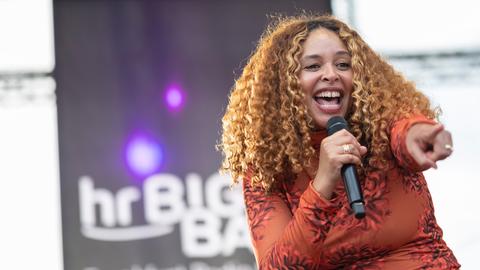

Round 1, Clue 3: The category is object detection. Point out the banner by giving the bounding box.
[54,1,331,269]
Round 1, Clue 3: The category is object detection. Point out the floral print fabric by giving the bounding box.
[243,116,460,269]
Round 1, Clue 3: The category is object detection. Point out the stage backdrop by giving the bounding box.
[54,1,331,270]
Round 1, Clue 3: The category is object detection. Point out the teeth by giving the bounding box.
[316,91,341,98]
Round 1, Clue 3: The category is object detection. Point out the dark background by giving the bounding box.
[54,1,331,269]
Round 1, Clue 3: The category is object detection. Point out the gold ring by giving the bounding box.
[342,144,353,154]
[444,144,453,151]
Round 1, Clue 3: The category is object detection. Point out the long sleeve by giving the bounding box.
[242,115,460,269]
[390,115,437,171]
[243,178,339,269]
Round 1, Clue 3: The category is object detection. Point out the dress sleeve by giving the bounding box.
[390,115,437,171]
[243,178,339,269]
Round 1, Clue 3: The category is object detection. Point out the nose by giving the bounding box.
[321,64,339,82]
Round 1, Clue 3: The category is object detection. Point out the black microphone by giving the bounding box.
[326,116,366,219]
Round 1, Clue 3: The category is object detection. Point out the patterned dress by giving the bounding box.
[243,116,460,269]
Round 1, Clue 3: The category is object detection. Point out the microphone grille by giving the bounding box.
[327,116,348,135]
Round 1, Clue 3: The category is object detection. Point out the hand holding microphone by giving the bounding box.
[312,116,367,219]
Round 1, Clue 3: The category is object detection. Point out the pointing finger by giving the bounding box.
[425,123,444,141]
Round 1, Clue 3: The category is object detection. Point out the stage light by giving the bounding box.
[165,85,185,111]
[125,136,163,176]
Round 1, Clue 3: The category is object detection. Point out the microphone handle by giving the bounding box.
[341,164,365,219]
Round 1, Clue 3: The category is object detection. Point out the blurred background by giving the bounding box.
[0,0,478,269]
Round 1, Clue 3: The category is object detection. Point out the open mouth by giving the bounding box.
[313,90,343,110]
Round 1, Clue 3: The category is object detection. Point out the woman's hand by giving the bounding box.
[312,129,367,199]
[406,123,453,171]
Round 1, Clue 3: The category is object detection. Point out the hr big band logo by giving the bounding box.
[78,172,251,257]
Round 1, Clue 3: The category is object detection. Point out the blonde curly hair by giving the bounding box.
[219,14,435,191]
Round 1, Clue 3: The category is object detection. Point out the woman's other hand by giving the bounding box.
[406,123,453,171]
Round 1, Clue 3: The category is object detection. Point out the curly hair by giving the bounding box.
[219,14,435,191]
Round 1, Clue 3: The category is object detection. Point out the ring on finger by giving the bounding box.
[342,144,353,154]
[444,144,453,151]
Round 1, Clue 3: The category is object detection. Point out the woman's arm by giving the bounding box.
[243,178,338,269]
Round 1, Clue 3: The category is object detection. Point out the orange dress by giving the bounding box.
[243,116,460,269]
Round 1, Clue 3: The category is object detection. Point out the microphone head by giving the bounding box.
[327,116,348,135]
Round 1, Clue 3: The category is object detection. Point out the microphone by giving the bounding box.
[326,116,366,219]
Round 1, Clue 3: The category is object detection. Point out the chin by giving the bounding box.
[313,118,329,130]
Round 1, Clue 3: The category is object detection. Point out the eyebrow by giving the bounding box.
[302,51,351,60]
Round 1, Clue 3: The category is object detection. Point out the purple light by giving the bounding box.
[165,86,185,111]
[125,136,163,176]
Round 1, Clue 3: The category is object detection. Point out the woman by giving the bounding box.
[220,14,459,269]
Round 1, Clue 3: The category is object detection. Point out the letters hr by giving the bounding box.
[78,173,250,257]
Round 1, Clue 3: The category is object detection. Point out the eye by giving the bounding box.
[304,64,320,71]
[336,62,351,70]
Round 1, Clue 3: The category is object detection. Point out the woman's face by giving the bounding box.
[299,28,353,130]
